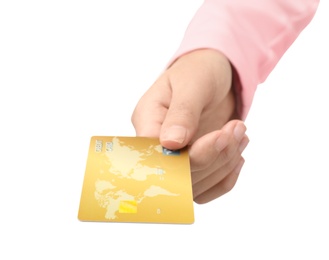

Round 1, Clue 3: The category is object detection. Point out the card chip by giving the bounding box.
[119,200,137,213]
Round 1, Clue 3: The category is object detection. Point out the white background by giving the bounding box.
[1,1,328,259]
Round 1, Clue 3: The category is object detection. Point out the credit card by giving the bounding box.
[78,136,194,224]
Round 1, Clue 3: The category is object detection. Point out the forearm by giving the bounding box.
[168,0,320,120]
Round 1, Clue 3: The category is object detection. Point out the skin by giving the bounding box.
[132,49,249,204]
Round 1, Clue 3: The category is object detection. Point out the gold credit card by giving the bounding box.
[78,136,194,224]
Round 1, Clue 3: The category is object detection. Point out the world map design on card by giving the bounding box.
[78,136,194,224]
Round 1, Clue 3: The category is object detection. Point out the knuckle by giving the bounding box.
[221,174,238,194]
[191,155,210,171]
[219,147,232,163]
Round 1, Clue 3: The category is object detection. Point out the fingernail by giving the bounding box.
[234,122,246,142]
[161,125,187,144]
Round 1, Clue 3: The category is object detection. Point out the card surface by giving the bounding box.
[78,136,194,224]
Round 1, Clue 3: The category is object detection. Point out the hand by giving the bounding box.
[132,49,249,203]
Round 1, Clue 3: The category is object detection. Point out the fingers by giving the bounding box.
[192,146,243,198]
[189,120,249,203]
[194,158,245,204]
[189,120,245,182]
[189,130,230,182]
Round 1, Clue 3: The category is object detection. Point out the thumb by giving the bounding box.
[160,85,209,150]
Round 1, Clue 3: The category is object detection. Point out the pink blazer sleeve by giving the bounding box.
[168,0,320,120]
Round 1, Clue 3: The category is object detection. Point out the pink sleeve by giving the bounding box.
[168,0,320,120]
